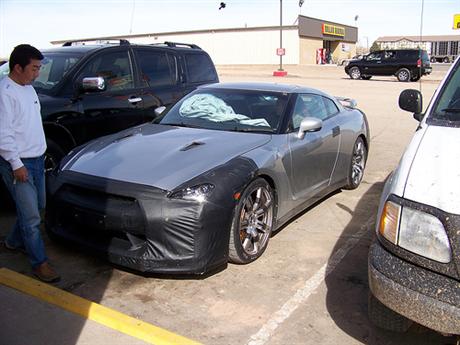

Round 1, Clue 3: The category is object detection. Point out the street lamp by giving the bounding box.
[273,0,288,76]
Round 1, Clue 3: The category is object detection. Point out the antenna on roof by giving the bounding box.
[418,0,425,92]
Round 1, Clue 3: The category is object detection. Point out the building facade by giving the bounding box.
[52,16,358,65]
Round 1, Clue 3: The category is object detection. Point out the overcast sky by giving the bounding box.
[0,0,459,57]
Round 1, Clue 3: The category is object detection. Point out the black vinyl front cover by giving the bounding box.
[46,156,258,274]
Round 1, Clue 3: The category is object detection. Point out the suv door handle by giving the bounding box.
[128,97,142,104]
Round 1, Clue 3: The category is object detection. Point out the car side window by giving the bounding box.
[367,52,383,61]
[185,53,216,83]
[136,49,177,87]
[322,96,339,117]
[77,51,134,91]
[291,94,328,129]
[384,51,396,60]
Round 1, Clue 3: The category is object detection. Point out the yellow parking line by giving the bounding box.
[0,268,201,345]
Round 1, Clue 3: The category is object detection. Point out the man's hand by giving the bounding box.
[13,166,28,183]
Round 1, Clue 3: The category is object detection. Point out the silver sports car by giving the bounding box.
[46,82,369,274]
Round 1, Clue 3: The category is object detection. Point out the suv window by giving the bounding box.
[185,53,216,83]
[77,50,134,91]
[137,49,177,87]
[367,52,383,61]
[323,96,339,117]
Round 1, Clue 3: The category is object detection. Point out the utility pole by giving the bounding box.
[273,0,288,76]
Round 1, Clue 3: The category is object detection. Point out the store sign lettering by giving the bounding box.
[322,24,345,37]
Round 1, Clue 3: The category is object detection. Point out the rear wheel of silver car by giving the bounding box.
[368,293,412,332]
[396,68,411,82]
[229,178,274,264]
[345,137,367,190]
[349,67,361,80]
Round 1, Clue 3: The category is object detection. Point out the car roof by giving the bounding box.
[199,82,328,96]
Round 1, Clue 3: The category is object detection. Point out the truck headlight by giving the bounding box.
[378,200,451,263]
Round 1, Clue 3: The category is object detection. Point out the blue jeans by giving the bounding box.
[0,156,47,268]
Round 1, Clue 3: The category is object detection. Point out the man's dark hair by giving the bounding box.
[9,44,43,71]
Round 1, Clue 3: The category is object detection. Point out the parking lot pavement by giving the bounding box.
[1,64,457,345]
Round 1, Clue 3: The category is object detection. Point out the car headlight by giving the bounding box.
[379,200,452,263]
[169,183,215,202]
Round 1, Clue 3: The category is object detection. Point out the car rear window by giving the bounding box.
[184,53,217,83]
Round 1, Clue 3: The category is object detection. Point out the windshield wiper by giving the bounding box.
[441,108,460,113]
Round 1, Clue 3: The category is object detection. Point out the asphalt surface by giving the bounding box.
[1,63,458,345]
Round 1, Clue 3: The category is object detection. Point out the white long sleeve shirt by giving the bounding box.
[0,76,46,170]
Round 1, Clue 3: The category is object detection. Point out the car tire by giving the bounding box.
[443,57,450,63]
[344,137,367,190]
[228,178,274,264]
[45,139,66,173]
[361,75,372,80]
[430,57,436,63]
[368,293,412,332]
[396,68,411,82]
[349,67,361,80]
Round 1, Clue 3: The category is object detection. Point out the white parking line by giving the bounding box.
[247,217,374,345]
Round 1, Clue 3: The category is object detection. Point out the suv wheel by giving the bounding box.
[349,67,361,80]
[396,68,411,82]
[443,57,450,63]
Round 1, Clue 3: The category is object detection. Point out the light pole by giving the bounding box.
[273,0,288,76]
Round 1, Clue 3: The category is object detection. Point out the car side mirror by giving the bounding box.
[399,89,423,120]
[81,77,106,92]
[154,106,166,116]
[297,117,322,140]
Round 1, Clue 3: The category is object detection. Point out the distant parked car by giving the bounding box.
[345,49,431,82]
[368,56,460,335]
[46,82,369,274]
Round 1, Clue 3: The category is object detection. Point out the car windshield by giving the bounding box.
[0,52,83,94]
[159,89,289,133]
[430,63,460,122]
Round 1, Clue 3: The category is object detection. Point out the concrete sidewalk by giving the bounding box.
[0,283,149,345]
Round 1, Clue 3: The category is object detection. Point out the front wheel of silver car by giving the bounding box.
[349,66,361,80]
[345,137,367,190]
[229,178,274,264]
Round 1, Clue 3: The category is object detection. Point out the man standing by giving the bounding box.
[0,44,60,282]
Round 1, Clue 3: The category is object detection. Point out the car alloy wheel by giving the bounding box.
[396,68,410,82]
[345,137,367,190]
[349,67,361,80]
[229,178,274,264]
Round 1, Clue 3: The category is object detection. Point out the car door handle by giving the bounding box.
[332,126,340,137]
[128,97,142,104]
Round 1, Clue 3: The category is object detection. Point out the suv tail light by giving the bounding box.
[417,58,421,67]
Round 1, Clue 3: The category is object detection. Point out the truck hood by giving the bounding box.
[404,125,460,215]
[64,124,271,191]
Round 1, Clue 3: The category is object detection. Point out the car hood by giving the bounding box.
[403,125,460,215]
[64,124,271,191]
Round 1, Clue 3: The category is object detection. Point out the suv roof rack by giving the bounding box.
[62,39,130,47]
[151,41,201,50]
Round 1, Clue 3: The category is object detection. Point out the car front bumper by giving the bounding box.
[45,171,233,274]
[368,240,460,334]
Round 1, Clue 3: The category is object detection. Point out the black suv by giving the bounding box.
[344,49,431,82]
[0,40,219,170]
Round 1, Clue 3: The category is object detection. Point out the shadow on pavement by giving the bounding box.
[324,181,457,345]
